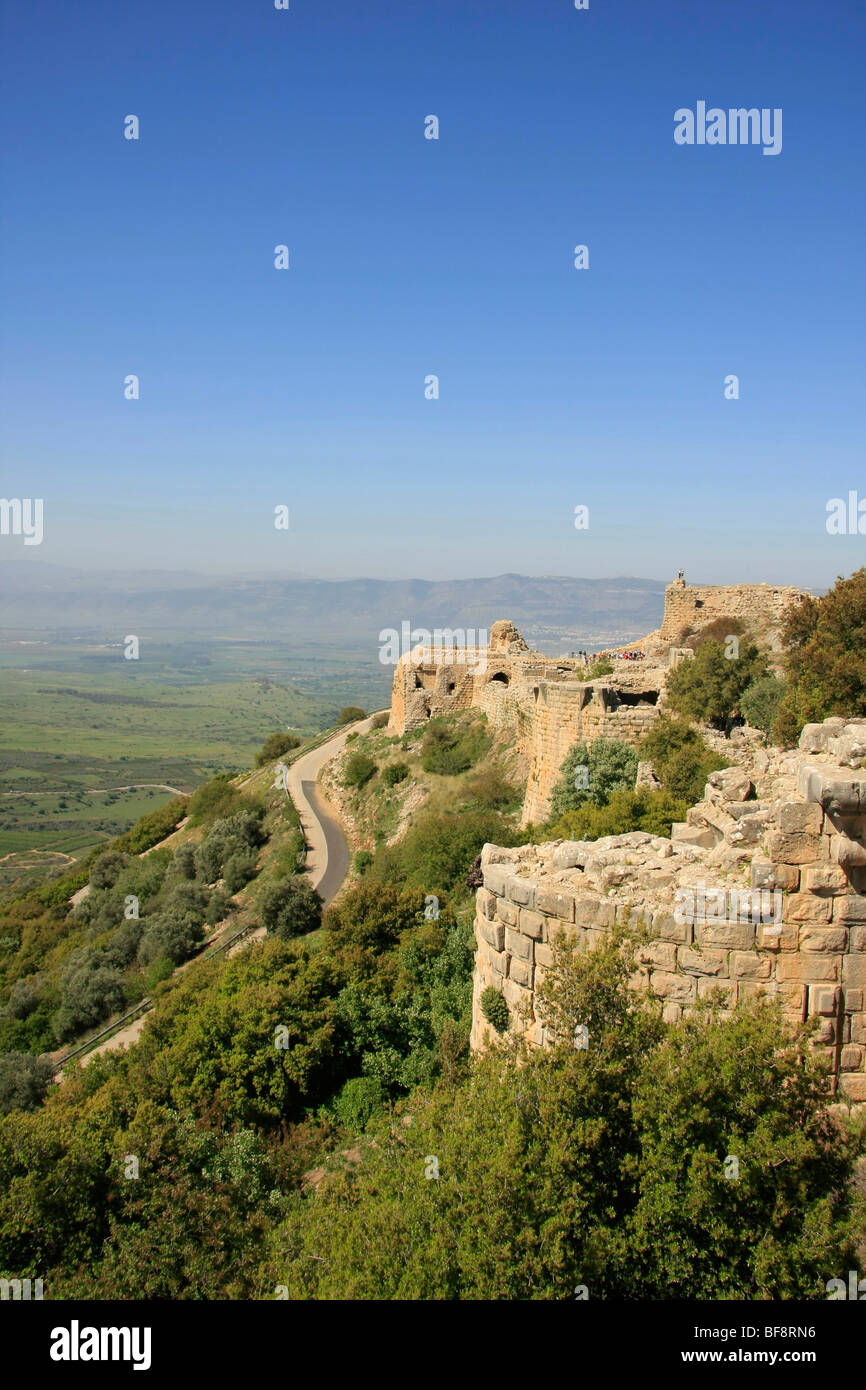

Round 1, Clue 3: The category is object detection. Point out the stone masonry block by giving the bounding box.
[650,971,697,1003]
[479,919,506,952]
[508,955,533,989]
[850,929,866,954]
[518,909,546,941]
[504,927,533,962]
[652,909,692,944]
[839,1074,866,1103]
[637,941,678,971]
[840,1044,864,1071]
[767,832,827,864]
[505,876,536,908]
[730,951,773,981]
[842,955,866,990]
[697,977,736,1005]
[833,895,866,924]
[502,977,530,1011]
[482,866,509,897]
[478,888,498,920]
[695,920,756,950]
[850,1013,866,1045]
[677,946,729,976]
[776,955,839,984]
[784,893,832,923]
[534,941,554,970]
[751,860,800,893]
[801,864,848,895]
[798,925,848,953]
[535,886,576,921]
[844,988,864,1012]
[778,802,825,835]
[496,898,519,928]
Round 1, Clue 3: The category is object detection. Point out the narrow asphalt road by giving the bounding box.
[285,711,384,906]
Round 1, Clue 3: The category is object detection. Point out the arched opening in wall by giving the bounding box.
[446,682,456,693]
[532,686,539,703]
[488,672,509,685]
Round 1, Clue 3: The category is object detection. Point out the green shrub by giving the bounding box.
[382,762,409,787]
[188,775,247,827]
[255,732,301,767]
[772,569,866,744]
[332,1075,386,1130]
[739,676,786,738]
[420,718,489,776]
[370,712,389,729]
[353,850,373,875]
[338,707,366,725]
[0,1051,55,1113]
[465,767,519,810]
[137,911,204,968]
[371,810,518,898]
[639,715,726,805]
[222,849,258,894]
[546,788,688,842]
[344,753,377,788]
[259,879,323,939]
[584,659,614,679]
[480,987,509,1034]
[549,738,638,819]
[665,637,768,729]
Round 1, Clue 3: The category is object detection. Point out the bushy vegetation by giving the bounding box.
[255,732,301,767]
[260,929,865,1299]
[740,675,786,739]
[259,879,323,940]
[381,761,409,787]
[338,707,366,726]
[420,715,490,776]
[549,738,639,820]
[480,986,509,1034]
[546,788,688,842]
[639,715,727,805]
[343,753,377,788]
[665,626,769,729]
[773,568,866,745]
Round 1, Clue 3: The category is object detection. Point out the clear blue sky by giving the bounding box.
[1,0,863,587]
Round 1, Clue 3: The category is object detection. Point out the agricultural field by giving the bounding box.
[0,636,390,892]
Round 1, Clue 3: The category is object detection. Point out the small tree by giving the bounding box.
[773,568,866,744]
[343,753,377,788]
[338,707,366,726]
[0,1052,55,1113]
[259,879,323,940]
[549,738,639,819]
[255,731,301,767]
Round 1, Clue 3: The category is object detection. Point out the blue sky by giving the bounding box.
[1,0,863,587]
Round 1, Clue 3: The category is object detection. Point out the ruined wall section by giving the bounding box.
[471,717,866,1105]
[648,578,809,652]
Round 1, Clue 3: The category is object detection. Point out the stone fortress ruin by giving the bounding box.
[385,575,866,1102]
[387,576,809,824]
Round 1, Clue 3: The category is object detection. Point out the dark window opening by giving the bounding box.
[617,690,660,707]
[488,672,509,685]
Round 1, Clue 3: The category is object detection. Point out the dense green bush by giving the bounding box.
[264,930,865,1299]
[549,738,638,819]
[773,568,866,744]
[639,716,726,805]
[480,987,509,1033]
[343,753,377,788]
[196,810,265,884]
[0,1051,55,1113]
[420,718,489,776]
[546,788,687,842]
[255,731,301,767]
[259,879,323,940]
[53,954,127,1041]
[371,810,518,898]
[381,762,409,787]
[187,776,252,827]
[465,767,520,810]
[665,637,768,729]
[137,910,204,968]
[739,675,786,738]
[338,707,366,726]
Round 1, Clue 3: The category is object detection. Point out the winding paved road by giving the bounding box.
[285,711,384,905]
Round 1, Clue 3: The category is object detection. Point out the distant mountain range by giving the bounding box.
[0,564,667,652]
